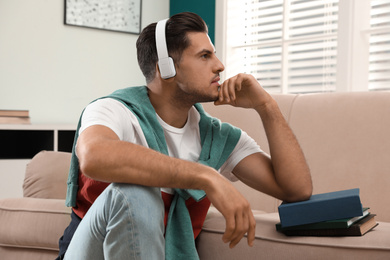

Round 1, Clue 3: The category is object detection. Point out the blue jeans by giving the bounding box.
[64,183,165,260]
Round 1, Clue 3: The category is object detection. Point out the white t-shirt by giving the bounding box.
[79,98,263,194]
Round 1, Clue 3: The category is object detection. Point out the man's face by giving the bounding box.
[172,32,225,104]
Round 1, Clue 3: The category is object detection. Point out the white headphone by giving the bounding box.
[155,18,176,79]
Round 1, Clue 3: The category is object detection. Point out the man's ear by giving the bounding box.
[155,63,176,82]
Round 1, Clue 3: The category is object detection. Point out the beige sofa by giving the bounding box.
[1,91,390,259]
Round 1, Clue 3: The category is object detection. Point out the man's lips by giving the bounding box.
[211,76,221,85]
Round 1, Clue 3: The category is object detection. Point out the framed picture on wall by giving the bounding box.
[64,0,142,34]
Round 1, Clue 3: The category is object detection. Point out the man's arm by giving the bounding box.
[77,125,209,188]
[215,73,313,202]
[76,124,256,248]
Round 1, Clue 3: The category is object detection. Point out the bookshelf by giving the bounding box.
[0,124,76,198]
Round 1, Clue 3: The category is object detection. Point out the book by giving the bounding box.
[278,188,363,228]
[0,109,29,117]
[0,116,31,124]
[276,208,370,231]
[278,214,378,237]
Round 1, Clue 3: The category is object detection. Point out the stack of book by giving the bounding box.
[0,110,30,124]
[276,188,378,236]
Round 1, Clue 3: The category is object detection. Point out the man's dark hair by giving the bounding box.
[136,12,208,83]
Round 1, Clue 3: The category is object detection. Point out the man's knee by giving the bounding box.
[63,184,165,259]
[106,183,165,235]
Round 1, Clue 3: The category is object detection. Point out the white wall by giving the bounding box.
[0,0,170,125]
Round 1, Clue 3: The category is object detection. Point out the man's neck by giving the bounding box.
[147,84,192,128]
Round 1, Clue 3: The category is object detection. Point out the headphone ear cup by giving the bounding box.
[158,57,176,79]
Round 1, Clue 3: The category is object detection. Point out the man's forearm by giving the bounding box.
[76,125,216,191]
[255,99,312,201]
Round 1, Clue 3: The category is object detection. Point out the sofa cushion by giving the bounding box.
[23,151,71,199]
[197,208,390,259]
[0,197,71,251]
[0,246,59,260]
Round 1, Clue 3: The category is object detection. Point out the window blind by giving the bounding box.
[225,0,283,91]
[226,0,339,93]
[368,0,390,91]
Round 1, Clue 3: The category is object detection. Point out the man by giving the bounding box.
[58,12,312,259]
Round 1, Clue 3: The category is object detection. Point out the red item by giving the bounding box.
[73,172,210,239]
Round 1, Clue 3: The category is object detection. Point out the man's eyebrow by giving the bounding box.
[196,49,216,55]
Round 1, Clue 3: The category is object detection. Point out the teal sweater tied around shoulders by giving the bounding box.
[65,86,241,260]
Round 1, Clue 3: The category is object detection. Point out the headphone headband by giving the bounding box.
[155,18,176,79]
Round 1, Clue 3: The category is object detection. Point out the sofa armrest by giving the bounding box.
[0,197,71,251]
[23,151,71,200]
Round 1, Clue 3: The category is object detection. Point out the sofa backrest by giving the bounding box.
[23,150,71,199]
[286,91,390,222]
[204,91,390,222]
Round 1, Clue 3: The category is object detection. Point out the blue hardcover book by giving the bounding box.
[278,188,363,228]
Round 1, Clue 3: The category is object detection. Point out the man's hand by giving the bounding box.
[215,73,272,110]
[202,170,256,248]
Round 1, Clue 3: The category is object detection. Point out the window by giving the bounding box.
[368,0,390,91]
[218,0,390,93]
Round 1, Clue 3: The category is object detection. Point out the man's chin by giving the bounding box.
[198,94,219,103]
[189,88,219,103]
